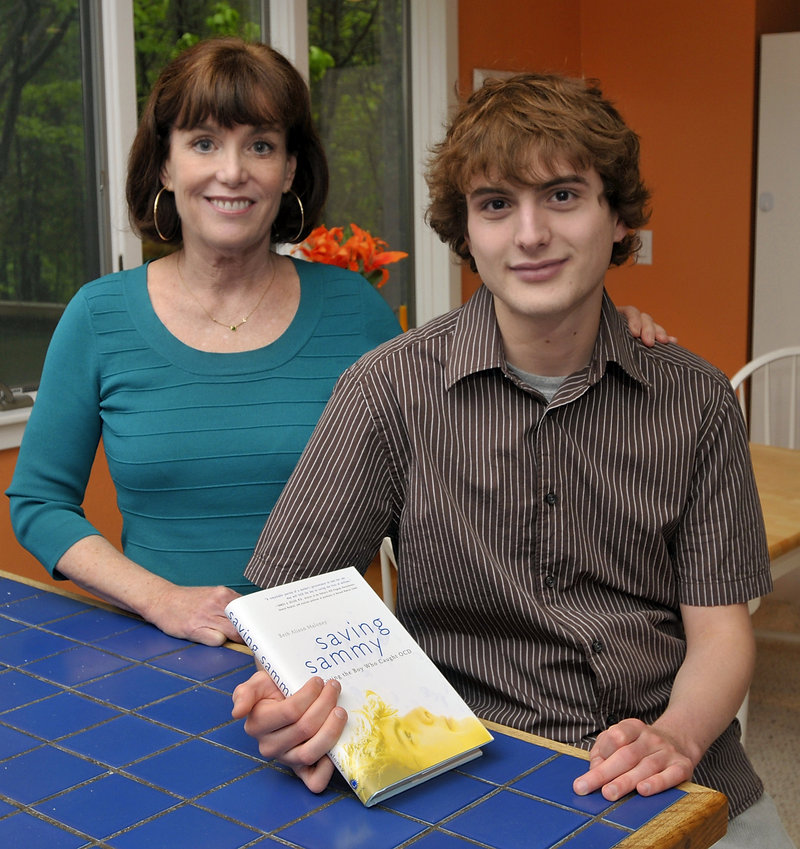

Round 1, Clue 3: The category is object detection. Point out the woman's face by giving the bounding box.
[161,120,296,257]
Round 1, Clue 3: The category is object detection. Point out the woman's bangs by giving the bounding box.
[174,68,283,130]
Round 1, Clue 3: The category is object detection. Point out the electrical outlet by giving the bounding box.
[636,230,653,265]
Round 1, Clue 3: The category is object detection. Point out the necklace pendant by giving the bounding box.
[230,325,237,332]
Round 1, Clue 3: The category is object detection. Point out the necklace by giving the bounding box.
[176,257,277,332]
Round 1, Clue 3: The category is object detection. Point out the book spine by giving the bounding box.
[227,608,297,699]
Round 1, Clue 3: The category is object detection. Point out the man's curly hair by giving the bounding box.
[426,73,651,271]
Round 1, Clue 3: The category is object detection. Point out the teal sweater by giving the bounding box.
[7,259,401,592]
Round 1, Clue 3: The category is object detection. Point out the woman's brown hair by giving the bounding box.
[126,37,328,246]
[426,73,650,270]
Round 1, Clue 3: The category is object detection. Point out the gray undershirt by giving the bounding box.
[507,364,566,403]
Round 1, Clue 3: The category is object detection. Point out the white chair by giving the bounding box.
[730,346,800,448]
[379,537,397,611]
[730,346,800,746]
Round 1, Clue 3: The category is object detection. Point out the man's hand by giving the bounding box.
[573,718,695,801]
[231,671,348,793]
[146,584,243,646]
[618,305,677,346]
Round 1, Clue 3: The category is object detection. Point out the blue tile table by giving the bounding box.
[0,571,727,849]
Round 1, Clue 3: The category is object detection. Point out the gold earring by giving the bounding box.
[285,189,305,242]
[153,186,177,242]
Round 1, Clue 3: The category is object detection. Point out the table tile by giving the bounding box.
[408,833,478,849]
[0,668,60,712]
[23,644,132,685]
[381,770,494,823]
[0,722,40,758]
[0,614,24,637]
[459,731,553,784]
[0,810,88,848]
[198,766,338,832]
[0,577,39,602]
[97,622,192,661]
[0,592,88,625]
[603,786,685,829]
[125,738,257,797]
[0,744,105,804]
[277,795,426,849]
[136,685,237,734]
[0,627,75,666]
[1,689,119,739]
[32,773,177,840]
[107,804,261,849]
[203,718,263,757]
[512,753,615,815]
[206,664,255,694]
[78,663,193,709]
[59,713,187,767]
[43,606,141,641]
[149,642,253,681]
[445,789,589,849]
[557,821,629,849]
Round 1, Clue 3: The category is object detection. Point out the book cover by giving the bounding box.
[226,567,493,806]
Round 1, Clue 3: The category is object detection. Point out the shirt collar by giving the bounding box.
[445,285,506,389]
[445,285,649,390]
[591,291,650,388]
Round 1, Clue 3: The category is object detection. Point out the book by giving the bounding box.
[226,566,493,807]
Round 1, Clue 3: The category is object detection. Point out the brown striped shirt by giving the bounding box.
[246,286,772,817]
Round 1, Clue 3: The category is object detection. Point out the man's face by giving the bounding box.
[464,161,627,333]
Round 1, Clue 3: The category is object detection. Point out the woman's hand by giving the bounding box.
[232,670,348,793]
[618,305,677,346]
[145,583,243,646]
[55,535,242,646]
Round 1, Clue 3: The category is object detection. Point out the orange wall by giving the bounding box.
[457,0,800,379]
[1,445,120,597]
[581,0,757,378]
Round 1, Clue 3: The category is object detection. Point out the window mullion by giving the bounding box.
[99,0,142,273]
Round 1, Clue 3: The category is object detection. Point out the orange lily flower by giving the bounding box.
[295,223,408,288]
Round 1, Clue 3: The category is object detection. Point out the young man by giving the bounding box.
[232,75,793,847]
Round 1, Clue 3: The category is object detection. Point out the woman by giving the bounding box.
[7,39,401,646]
[7,38,668,647]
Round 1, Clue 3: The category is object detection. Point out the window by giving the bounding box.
[308,0,413,324]
[0,1,99,392]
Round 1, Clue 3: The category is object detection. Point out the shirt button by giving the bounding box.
[591,639,604,654]
[545,491,558,505]
[544,574,556,588]
[606,714,620,726]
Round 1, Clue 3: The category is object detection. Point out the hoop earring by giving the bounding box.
[285,189,305,242]
[153,186,177,242]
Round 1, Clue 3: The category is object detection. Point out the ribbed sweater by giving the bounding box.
[7,258,400,591]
